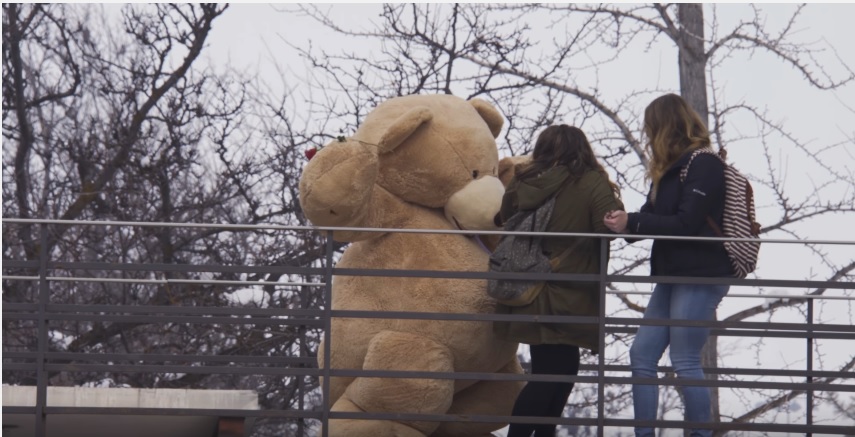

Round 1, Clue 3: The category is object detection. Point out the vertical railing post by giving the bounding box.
[35,222,49,437]
[597,237,608,437]
[321,230,335,437]
[298,284,307,437]
[806,298,814,437]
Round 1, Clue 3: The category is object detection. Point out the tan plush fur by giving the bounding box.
[299,95,524,437]
[497,155,531,186]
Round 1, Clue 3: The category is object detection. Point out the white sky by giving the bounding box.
[205,3,855,243]
[203,3,854,291]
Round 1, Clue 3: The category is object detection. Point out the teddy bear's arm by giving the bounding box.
[298,139,404,241]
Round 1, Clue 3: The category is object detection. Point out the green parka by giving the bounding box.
[493,165,624,354]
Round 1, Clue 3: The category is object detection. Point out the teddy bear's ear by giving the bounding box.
[468,99,504,138]
[378,106,433,153]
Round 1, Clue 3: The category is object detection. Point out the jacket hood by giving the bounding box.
[515,165,570,210]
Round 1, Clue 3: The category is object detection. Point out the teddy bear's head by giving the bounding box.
[353,94,506,231]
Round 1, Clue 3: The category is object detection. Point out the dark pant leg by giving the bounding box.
[507,343,581,437]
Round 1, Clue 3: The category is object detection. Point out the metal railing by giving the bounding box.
[2,218,854,436]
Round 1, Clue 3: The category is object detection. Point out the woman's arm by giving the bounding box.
[604,187,650,243]
[589,172,624,235]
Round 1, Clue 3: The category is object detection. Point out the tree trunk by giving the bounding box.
[703,324,721,435]
[677,3,709,124]
[676,5,720,435]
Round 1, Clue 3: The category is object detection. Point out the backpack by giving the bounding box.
[681,147,762,278]
[487,196,557,306]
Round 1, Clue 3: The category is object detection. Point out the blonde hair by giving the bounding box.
[643,94,710,200]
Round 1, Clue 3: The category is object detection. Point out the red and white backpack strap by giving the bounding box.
[680,147,723,182]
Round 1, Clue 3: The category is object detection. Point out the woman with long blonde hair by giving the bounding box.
[604,93,732,437]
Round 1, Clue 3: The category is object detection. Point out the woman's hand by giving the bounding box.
[604,210,628,234]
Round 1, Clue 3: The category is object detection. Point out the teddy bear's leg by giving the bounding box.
[432,358,525,437]
[326,330,456,437]
[323,396,426,437]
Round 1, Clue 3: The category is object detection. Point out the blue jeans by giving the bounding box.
[629,283,729,437]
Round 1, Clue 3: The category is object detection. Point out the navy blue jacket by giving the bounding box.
[626,151,733,277]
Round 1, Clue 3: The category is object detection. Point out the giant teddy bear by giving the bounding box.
[298,94,524,437]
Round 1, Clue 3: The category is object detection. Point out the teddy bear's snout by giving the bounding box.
[443,176,505,231]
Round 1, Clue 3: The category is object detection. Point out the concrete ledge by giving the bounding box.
[2,385,259,437]
[3,386,259,409]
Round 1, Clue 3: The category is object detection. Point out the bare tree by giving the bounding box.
[288,2,855,434]
[2,4,331,434]
[5,3,852,435]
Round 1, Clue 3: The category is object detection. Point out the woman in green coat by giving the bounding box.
[494,124,623,437]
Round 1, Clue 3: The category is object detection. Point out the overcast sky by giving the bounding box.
[202,2,854,277]
[206,3,855,135]
[204,2,854,232]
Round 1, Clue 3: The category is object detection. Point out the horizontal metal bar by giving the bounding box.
[602,375,855,392]
[327,410,594,426]
[4,278,850,304]
[329,267,852,290]
[46,304,322,317]
[8,352,851,381]
[3,303,323,317]
[603,417,855,434]
[3,312,324,326]
[2,364,35,371]
[615,289,855,301]
[5,404,853,435]
[2,303,39,311]
[610,326,855,340]
[5,307,850,337]
[1,406,36,414]
[42,407,322,419]
[580,364,854,380]
[45,363,323,376]
[4,351,317,366]
[5,260,850,291]
[320,369,855,392]
[325,309,855,334]
[38,363,855,393]
[3,275,326,287]
[610,316,855,332]
[324,411,855,434]
[3,259,320,276]
[615,273,854,289]
[5,217,854,245]
[1,218,322,233]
